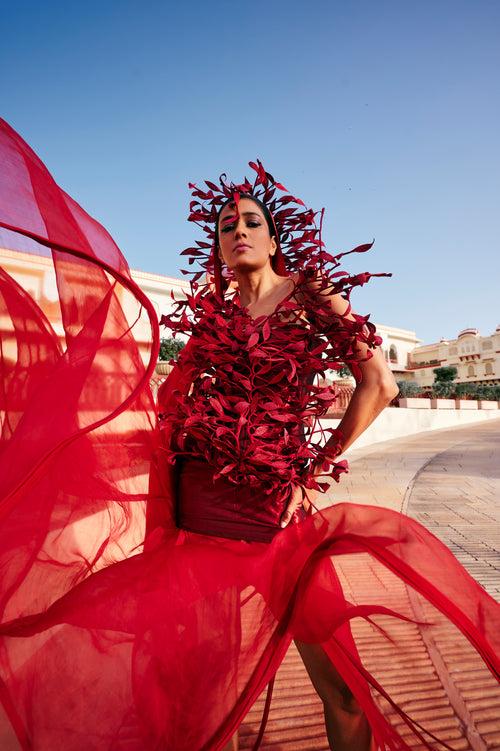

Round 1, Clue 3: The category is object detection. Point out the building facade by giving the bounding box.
[0,247,190,365]
[407,327,500,387]
[369,323,421,382]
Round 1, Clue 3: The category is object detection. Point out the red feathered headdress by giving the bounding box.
[181,159,333,298]
[163,159,391,339]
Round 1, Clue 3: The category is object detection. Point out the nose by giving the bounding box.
[234,217,247,239]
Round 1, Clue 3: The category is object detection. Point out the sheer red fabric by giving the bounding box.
[0,119,499,751]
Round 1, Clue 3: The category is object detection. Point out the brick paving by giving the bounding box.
[240,418,500,750]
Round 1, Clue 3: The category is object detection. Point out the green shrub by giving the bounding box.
[396,381,422,398]
[159,337,185,362]
[432,382,454,398]
[469,384,500,401]
[453,383,477,399]
[397,379,499,402]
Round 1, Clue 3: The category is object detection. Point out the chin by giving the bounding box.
[231,258,267,274]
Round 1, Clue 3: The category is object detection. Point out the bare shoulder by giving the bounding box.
[295,267,353,320]
[296,266,397,388]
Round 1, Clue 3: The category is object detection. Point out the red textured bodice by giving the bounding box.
[158,272,380,540]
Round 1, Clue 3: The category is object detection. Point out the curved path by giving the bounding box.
[240,418,500,750]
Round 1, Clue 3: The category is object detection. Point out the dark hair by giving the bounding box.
[214,194,279,250]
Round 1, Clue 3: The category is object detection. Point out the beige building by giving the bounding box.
[370,323,421,381]
[407,328,500,387]
[0,247,189,364]
[326,322,421,385]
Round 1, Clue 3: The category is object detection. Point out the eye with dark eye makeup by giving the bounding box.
[221,220,261,234]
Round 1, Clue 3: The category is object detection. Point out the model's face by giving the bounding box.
[217,197,277,273]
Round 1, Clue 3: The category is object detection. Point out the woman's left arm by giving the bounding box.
[317,291,400,457]
[280,283,399,527]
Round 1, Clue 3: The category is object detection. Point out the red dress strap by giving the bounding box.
[252,677,275,751]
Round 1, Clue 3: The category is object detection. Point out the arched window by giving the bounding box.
[484,362,493,375]
[467,365,475,377]
[389,345,398,363]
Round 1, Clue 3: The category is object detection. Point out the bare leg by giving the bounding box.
[295,640,372,751]
[222,730,238,751]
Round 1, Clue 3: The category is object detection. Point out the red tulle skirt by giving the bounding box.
[1,456,499,751]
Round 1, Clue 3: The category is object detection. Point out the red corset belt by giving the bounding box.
[176,457,307,543]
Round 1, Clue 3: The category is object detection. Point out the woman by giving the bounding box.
[0,121,498,751]
[171,190,399,751]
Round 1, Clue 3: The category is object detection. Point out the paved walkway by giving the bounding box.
[240,418,500,750]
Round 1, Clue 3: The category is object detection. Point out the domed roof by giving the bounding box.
[457,327,479,339]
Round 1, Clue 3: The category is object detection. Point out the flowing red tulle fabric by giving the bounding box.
[0,119,498,751]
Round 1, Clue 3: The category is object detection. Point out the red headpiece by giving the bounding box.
[181,159,331,299]
[164,159,390,335]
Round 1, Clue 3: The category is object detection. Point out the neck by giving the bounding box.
[234,267,287,308]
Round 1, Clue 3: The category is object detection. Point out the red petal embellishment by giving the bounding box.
[219,464,237,475]
[234,401,249,415]
[248,332,260,348]
[209,398,224,415]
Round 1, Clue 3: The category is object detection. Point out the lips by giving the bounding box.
[233,244,251,253]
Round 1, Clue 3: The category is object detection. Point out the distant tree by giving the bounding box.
[159,337,185,362]
[433,366,457,383]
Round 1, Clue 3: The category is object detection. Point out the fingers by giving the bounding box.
[280,485,305,528]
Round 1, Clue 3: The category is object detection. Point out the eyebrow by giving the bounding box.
[221,211,262,223]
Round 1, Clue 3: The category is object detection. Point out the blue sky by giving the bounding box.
[2,0,499,342]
